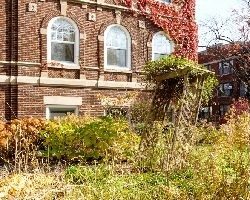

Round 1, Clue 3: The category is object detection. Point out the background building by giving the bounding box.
[198,44,248,122]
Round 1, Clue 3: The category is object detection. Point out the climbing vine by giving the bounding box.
[122,0,198,61]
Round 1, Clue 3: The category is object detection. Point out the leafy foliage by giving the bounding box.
[41,115,140,162]
[1,111,250,199]
[143,55,218,103]
[121,0,197,60]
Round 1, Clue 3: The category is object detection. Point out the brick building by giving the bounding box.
[0,0,197,120]
[198,45,248,122]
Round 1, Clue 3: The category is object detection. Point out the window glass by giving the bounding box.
[50,18,76,63]
[152,33,172,60]
[106,107,128,118]
[219,83,233,96]
[205,65,212,71]
[107,49,126,67]
[106,26,128,68]
[51,43,74,62]
[219,61,232,75]
[240,82,247,97]
[158,0,171,3]
[48,107,77,119]
[220,105,230,116]
[199,106,212,119]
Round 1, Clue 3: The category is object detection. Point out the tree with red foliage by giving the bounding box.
[230,98,250,116]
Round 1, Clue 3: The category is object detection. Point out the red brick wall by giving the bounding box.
[0,0,197,119]
[17,85,139,118]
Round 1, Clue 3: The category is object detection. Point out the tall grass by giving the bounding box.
[0,110,250,199]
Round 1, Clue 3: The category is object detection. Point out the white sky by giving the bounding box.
[196,0,239,22]
[196,0,242,49]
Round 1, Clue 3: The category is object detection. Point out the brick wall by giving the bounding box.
[0,0,197,119]
[198,49,244,121]
[17,85,139,118]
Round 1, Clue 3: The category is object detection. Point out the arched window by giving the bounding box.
[152,32,173,60]
[104,25,131,69]
[47,17,79,65]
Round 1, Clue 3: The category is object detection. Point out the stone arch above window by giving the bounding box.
[104,24,131,70]
[152,31,174,61]
[47,17,79,68]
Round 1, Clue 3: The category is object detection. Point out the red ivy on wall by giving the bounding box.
[122,0,198,61]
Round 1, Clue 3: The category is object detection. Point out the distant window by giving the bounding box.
[152,32,173,60]
[205,64,212,71]
[47,17,79,65]
[219,61,232,75]
[240,81,248,97]
[104,25,131,69]
[46,106,78,119]
[200,106,212,119]
[220,105,230,116]
[219,83,233,96]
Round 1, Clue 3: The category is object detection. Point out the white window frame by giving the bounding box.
[47,16,80,69]
[152,31,174,61]
[46,105,79,119]
[104,24,131,71]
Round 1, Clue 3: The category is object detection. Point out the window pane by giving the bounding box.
[50,108,75,119]
[219,62,231,75]
[107,48,126,67]
[240,82,247,97]
[219,83,233,96]
[153,34,171,55]
[51,18,75,42]
[223,65,230,74]
[220,105,229,116]
[154,53,167,60]
[51,42,74,62]
[106,26,127,49]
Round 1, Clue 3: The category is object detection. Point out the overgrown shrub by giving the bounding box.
[167,111,250,199]
[41,115,140,162]
[0,118,46,168]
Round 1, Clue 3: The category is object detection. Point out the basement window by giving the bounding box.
[160,0,171,3]
[46,105,78,119]
[240,81,248,97]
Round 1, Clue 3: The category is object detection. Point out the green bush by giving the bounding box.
[41,115,140,162]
